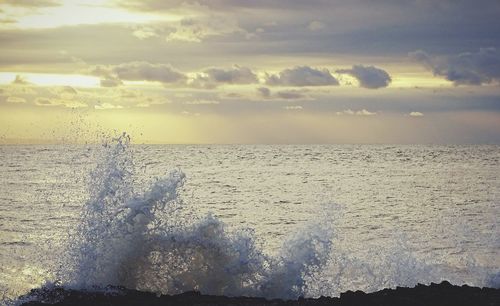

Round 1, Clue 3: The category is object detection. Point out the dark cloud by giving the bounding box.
[255,87,309,100]
[117,0,500,57]
[337,65,391,89]
[191,65,258,88]
[89,62,187,87]
[257,87,271,98]
[119,0,499,12]
[100,77,123,88]
[112,62,186,83]
[266,66,339,87]
[204,65,257,84]
[1,3,500,73]
[275,90,308,100]
[409,48,500,86]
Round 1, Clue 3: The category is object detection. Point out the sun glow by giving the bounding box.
[391,74,452,88]
[1,0,180,29]
[0,72,99,87]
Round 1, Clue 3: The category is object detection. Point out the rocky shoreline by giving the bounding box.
[19,281,500,306]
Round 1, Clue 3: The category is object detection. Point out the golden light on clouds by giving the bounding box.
[390,73,452,88]
[0,0,499,144]
[1,0,177,29]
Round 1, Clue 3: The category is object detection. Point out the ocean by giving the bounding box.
[1,135,499,302]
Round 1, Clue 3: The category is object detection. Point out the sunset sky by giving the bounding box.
[0,0,499,144]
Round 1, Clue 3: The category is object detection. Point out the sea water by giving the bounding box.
[0,135,499,302]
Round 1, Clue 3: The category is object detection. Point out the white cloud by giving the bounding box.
[181,110,201,116]
[6,96,26,103]
[34,97,87,108]
[336,109,377,116]
[94,102,123,110]
[284,105,303,110]
[409,111,424,117]
[132,27,159,40]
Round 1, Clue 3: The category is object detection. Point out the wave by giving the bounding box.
[28,133,497,301]
[50,133,332,299]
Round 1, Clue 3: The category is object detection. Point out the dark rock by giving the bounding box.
[18,281,500,306]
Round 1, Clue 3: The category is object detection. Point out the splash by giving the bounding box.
[54,133,332,299]
[44,133,498,301]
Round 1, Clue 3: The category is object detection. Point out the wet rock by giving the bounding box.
[19,281,500,306]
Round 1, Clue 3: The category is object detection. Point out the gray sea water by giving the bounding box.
[1,140,499,301]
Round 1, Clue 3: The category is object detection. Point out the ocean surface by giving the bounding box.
[1,136,499,302]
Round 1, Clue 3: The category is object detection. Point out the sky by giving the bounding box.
[0,0,499,144]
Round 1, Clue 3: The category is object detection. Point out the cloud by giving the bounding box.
[409,48,500,86]
[1,0,61,7]
[336,109,377,116]
[112,62,186,83]
[114,89,170,108]
[49,86,78,99]
[337,65,391,89]
[6,96,26,103]
[89,62,187,87]
[284,105,303,110]
[183,99,220,105]
[181,110,201,116]
[409,111,424,117]
[191,65,258,88]
[308,20,325,31]
[257,87,271,98]
[34,97,87,108]
[131,26,159,40]
[275,90,309,100]
[204,66,257,84]
[11,75,31,85]
[100,77,123,88]
[255,87,310,100]
[266,66,339,87]
[125,3,251,43]
[94,102,124,110]
[34,98,51,106]
[0,17,16,24]
[58,86,77,95]
[165,16,246,43]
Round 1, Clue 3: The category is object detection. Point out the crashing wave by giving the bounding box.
[41,133,497,301]
[55,133,333,299]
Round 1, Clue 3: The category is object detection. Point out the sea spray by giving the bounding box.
[44,134,498,301]
[55,133,334,299]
